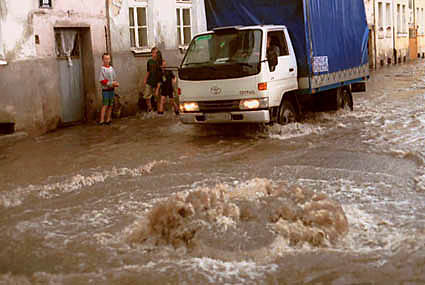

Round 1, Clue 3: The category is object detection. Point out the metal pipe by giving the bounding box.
[393,0,397,64]
[105,0,113,57]
[373,0,377,69]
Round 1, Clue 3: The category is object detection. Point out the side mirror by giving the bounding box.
[267,50,278,71]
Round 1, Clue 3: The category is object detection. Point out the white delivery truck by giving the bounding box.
[178,0,369,125]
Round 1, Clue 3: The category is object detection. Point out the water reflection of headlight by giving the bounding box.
[239,98,268,110]
[180,102,200,112]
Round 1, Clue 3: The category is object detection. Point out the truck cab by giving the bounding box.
[178,25,298,124]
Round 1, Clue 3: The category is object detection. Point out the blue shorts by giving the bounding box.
[102,90,114,106]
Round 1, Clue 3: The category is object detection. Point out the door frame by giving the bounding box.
[54,25,95,125]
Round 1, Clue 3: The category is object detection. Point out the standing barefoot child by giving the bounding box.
[158,60,179,115]
[99,53,119,125]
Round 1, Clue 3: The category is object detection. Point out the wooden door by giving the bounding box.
[409,28,418,60]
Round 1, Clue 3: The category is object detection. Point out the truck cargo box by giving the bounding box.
[204,0,369,92]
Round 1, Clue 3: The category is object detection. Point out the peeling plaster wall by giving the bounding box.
[375,0,395,65]
[364,0,375,27]
[0,0,107,134]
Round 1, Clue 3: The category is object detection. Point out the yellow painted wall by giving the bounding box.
[394,0,410,62]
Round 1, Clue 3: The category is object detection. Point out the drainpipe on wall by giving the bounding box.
[413,0,416,29]
[393,0,397,64]
[373,0,378,69]
[105,0,113,57]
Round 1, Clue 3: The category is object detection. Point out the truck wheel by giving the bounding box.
[337,87,353,111]
[278,99,297,125]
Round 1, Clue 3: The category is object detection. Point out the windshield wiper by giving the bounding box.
[225,59,255,68]
[183,61,212,66]
[182,63,217,71]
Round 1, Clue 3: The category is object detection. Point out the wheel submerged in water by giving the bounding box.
[278,99,297,125]
[336,87,354,111]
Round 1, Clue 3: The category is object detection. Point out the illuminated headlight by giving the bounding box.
[239,98,268,110]
[180,102,200,112]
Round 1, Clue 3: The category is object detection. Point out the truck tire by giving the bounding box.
[278,99,297,125]
[336,87,353,111]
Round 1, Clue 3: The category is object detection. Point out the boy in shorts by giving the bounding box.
[143,47,162,112]
[158,60,179,115]
[99,53,119,125]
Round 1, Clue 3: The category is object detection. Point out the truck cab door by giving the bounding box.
[266,30,298,105]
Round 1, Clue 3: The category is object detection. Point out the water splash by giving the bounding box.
[125,178,348,260]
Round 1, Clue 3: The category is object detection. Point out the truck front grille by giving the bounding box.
[198,100,240,112]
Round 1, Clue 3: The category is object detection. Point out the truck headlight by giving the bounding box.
[180,102,199,112]
[239,98,268,110]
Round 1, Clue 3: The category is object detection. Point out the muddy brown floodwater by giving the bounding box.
[0,62,424,284]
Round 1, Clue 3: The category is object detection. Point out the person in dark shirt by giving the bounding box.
[143,47,161,112]
[158,60,179,115]
[266,34,280,72]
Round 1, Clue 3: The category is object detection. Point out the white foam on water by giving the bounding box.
[269,122,326,140]
[129,257,279,284]
[293,174,425,254]
[0,160,169,209]
[415,171,425,192]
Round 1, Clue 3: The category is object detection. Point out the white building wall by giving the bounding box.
[0,0,106,61]
[0,0,108,133]
[109,0,206,53]
[105,0,207,117]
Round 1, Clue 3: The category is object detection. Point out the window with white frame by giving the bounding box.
[397,4,401,33]
[421,8,424,34]
[378,2,383,28]
[403,4,407,33]
[417,8,420,29]
[0,6,4,63]
[129,1,148,49]
[176,1,192,46]
[386,3,391,28]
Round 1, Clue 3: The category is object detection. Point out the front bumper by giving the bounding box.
[179,110,270,124]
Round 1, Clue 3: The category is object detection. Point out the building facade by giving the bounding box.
[2,1,425,134]
[0,0,207,134]
[366,0,425,68]
[0,0,108,134]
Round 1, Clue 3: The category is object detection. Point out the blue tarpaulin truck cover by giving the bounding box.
[205,0,369,89]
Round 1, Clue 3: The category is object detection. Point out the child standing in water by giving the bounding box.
[99,53,119,125]
[143,47,162,112]
[158,60,179,115]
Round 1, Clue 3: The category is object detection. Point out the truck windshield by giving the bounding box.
[179,29,262,80]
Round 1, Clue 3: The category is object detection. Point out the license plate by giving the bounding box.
[206,113,231,121]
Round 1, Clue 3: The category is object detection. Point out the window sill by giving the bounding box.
[397,32,408,37]
[131,48,151,57]
[0,60,7,66]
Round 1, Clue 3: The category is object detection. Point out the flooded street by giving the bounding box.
[1,62,425,284]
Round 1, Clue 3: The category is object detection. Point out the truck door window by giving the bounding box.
[268,31,289,56]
